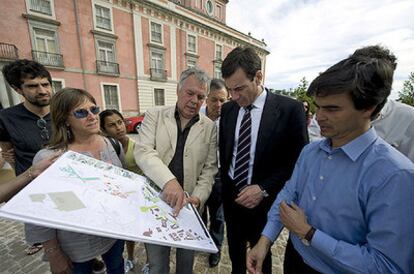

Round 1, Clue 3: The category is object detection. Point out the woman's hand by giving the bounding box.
[31,151,63,178]
[47,249,73,274]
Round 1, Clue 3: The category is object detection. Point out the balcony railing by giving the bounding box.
[0,43,18,60]
[32,50,64,67]
[150,68,167,81]
[96,60,119,75]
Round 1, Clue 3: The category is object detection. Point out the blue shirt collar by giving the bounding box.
[320,127,378,162]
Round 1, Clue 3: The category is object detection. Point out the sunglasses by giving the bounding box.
[73,106,100,119]
[36,118,50,140]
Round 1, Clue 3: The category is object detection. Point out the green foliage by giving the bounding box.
[291,77,316,113]
[398,72,414,107]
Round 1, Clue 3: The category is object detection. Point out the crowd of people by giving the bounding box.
[0,44,413,274]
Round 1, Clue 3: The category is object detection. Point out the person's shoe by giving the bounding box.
[124,259,134,273]
[92,258,106,274]
[209,251,221,267]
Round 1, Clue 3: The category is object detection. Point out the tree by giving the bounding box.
[398,72,414,107]
[290,77,316,113]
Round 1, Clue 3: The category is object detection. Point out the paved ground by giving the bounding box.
[0,134,289,273]
[0,217,288,274]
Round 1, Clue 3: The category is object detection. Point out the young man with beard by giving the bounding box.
[0,60,52,176]
[1,59,53,256]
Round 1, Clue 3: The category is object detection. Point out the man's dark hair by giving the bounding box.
[221,47,261,80]
[2,59,52,89]
[307,45,396,119]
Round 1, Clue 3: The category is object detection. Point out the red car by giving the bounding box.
[125,115,145,133]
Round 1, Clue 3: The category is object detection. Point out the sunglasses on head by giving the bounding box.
[73,106,100,119]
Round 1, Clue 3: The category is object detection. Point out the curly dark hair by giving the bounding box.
[2,59,52,89]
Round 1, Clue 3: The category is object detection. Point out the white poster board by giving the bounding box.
[0,151,217,253]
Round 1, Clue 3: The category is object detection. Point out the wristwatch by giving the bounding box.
[301,226,316,246]
[259,186,269,197]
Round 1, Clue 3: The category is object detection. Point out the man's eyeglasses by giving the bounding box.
[73,106,100,119]
[36,118,49,140]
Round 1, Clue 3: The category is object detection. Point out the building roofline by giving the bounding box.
[128,0,269,55]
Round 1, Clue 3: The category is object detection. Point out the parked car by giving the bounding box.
[125,115,145,133]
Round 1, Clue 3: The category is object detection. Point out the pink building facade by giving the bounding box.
[0,0,268,115]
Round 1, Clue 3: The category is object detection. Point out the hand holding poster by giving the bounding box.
[0,151,217,253]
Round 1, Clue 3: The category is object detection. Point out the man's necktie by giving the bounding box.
[233,105,253,190]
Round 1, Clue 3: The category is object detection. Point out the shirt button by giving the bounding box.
[328,156,332,160]
[320,175,324,180]
[312,196,316,201]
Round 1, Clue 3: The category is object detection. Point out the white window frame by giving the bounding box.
[215,43,223,60]
[25,0,56,19]
[28,20,60,54]
[150,21,163,45]
[153,88,165,106]
[150,49,165,70]
[214,63,222,79]
[187,34,197,54]
[95,37,117,62]
[92,2,114,33]
[101,83,122,111]
[51,78,65,94]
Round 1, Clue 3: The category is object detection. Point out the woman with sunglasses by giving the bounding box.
[26,88,125,274]
[99,109,141,272]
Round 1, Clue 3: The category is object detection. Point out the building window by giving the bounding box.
[150,50,166,81]
[28,0,53,16]
[205,0,213,15]
[95,4,112,31]
[103,84,120,110]
[215,44,222,60]
[187,34,196,53]
[29,22,63,67]
[95,39,119,74]
[51,79,64,93]
[150,22,162,44]
[34,28,57,53]
[97,40,115,62]
[214,63,222,79]
[154,89,165,106]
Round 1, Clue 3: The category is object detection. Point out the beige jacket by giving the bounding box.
[134,106,217,207]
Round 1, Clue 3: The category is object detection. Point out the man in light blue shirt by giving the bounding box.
[247,45,414,274]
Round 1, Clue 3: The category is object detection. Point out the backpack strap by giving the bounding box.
[107,137,121,157]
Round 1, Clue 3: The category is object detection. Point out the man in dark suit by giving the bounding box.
[219,47,308,273]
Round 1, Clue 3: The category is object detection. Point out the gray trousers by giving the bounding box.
[145,243,194,274]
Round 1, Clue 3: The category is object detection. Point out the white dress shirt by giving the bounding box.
[229,89,267,184]
[372,100,414,162]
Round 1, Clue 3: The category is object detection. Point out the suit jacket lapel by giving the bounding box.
[164,107,177,152]
[255,92,280,167]
[186,118,205,147]
[224,103,239,167]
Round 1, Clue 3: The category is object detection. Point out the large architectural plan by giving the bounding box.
[0,151,217,253]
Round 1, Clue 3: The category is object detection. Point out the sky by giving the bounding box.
[226,0,414,99]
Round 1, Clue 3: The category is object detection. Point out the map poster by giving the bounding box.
[0,151,218,253]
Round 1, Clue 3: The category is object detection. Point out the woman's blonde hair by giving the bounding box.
[49,88,97,150]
